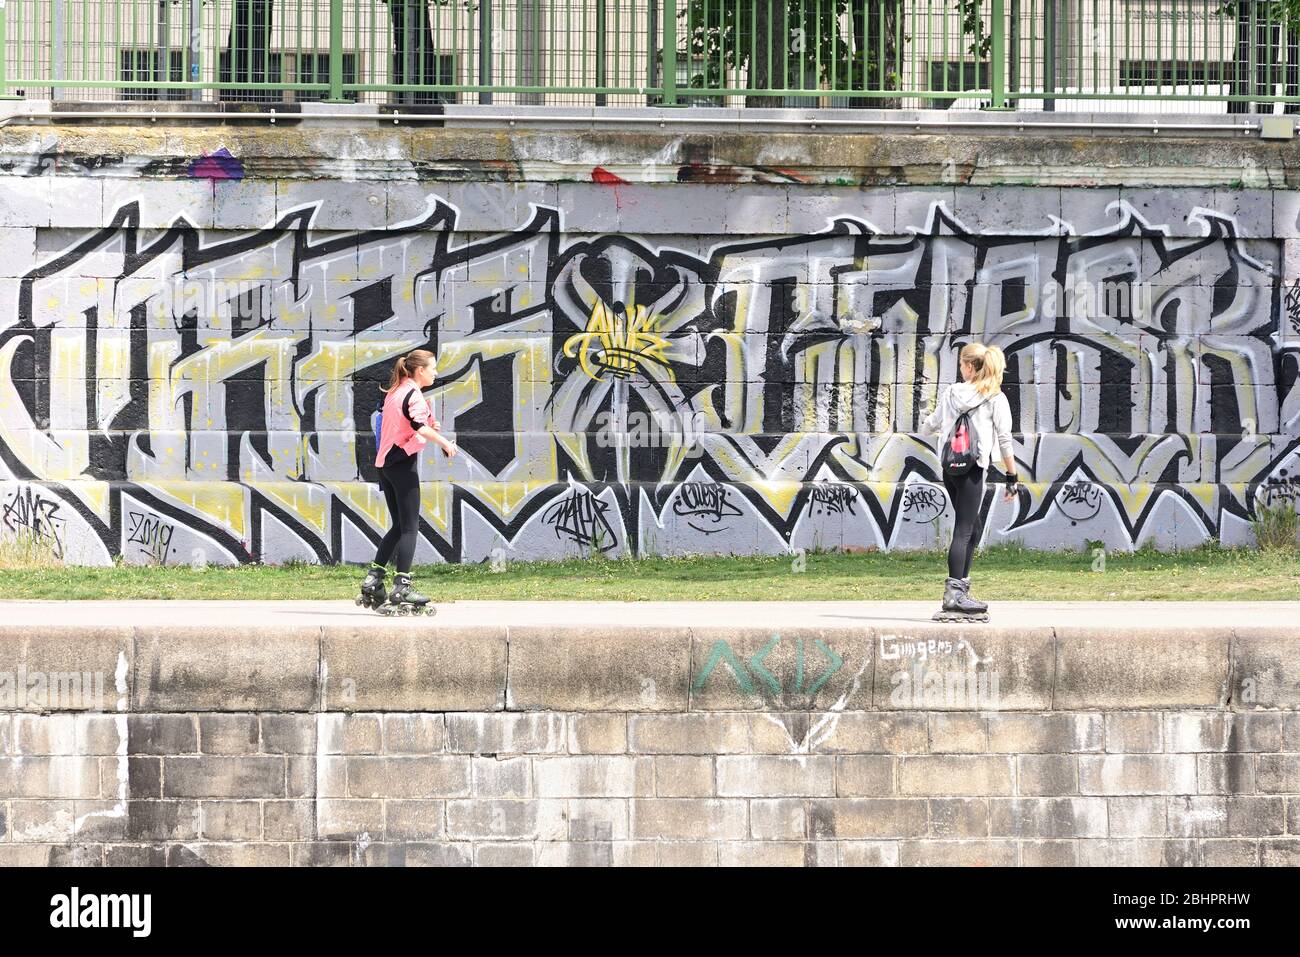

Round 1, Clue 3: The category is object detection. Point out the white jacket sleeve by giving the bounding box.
[993,393,1015,463]
[920,389,944,435]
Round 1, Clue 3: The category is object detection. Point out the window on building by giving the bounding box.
[217,50,284,103]
[926,61,991,110]
[1118,60,1233,86]
[391,52,458,105]
[288,52,358,103]
[119,49,187,101]
[217,51,359,103]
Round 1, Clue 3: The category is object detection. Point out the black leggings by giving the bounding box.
[374,451,421,573]
[943,466,987,580]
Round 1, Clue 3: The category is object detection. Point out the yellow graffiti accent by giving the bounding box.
[1111,483,1155,520]
[563,300,671,380]
[432,340,559,520]
[65,479,113,524]
[139,481,247,540]
[324,482,390,532]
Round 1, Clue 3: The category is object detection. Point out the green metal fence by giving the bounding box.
[2,0,1300,112]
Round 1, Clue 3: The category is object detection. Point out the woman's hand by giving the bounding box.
[441,438,458,459]
[1002,471,1021,502]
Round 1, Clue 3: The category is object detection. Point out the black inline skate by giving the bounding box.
[959,577,989,615]
[932,577,990,623]
[379,572,437,617]
[356,563,388,610]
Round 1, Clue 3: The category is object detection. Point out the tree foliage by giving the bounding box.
[681,1,900,94]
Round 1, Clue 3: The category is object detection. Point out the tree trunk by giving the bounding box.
[748,0,789,108]
[859,0,900,110]
[222,0,274,102]
[843,0,902,109]
[384,0,447,105]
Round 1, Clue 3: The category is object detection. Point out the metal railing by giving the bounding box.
[2,0,1299,114]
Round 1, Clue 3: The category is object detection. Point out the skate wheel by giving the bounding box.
[932,612,989,623]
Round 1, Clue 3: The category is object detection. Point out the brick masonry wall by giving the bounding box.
[1,710,1299,866]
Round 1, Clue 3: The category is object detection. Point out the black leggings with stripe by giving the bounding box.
[374,449,421,573]
[943,466,987,580]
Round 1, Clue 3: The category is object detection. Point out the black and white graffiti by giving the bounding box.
[1,186,1297,564]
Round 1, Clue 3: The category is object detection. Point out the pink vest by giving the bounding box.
[374,379,431,467]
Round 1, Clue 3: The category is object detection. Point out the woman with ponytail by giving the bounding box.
[920,342,1021,621]
[357,349,457,615]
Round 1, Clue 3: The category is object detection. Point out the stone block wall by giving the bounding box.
[2,620,1297,866]
[4,710,1296,867]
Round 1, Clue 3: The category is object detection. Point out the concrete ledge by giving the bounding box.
[1233,634,1300,709]
[0,603,1295,714]
[507,627,692,712]
[321,626,507,713]
[1054,630,1232,711]
[0,626,133,712]
[4,100,1268,138]
[0,114,1292,189]
[135,626,320,713]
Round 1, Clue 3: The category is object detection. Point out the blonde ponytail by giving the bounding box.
[961,342,1005,396]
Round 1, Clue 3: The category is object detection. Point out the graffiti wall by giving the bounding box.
[1,173,1297,565]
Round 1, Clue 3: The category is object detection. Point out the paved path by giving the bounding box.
[0,600,1294,631]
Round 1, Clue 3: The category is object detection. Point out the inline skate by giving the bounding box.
[932,577,990,623]
[379,572,437,617]
[355,563,388,610]
[959,577,988,615]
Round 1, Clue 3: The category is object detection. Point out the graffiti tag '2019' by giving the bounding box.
[0,190,1296,564]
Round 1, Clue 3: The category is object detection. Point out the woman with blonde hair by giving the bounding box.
[920,342,1021,621]
[357,349,458,616]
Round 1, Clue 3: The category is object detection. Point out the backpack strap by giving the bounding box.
[401,385,421,428]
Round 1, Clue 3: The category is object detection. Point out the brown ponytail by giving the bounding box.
[383,349,435,393]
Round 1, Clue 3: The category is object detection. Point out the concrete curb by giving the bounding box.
[3,623,1296,713]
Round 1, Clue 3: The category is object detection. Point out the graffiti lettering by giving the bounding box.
[673,482,742,534]
[693,635,843,697]
[807,483,858,517]
[541,488,617,552]
[1,486,65,559]
[1057,481,1105,523]
[125,511,176,564]
[1257,470,1300,507]
[902,485,947,524]
[0,190,1295,563]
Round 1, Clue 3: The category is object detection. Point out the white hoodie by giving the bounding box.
[920,381,1015,471]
